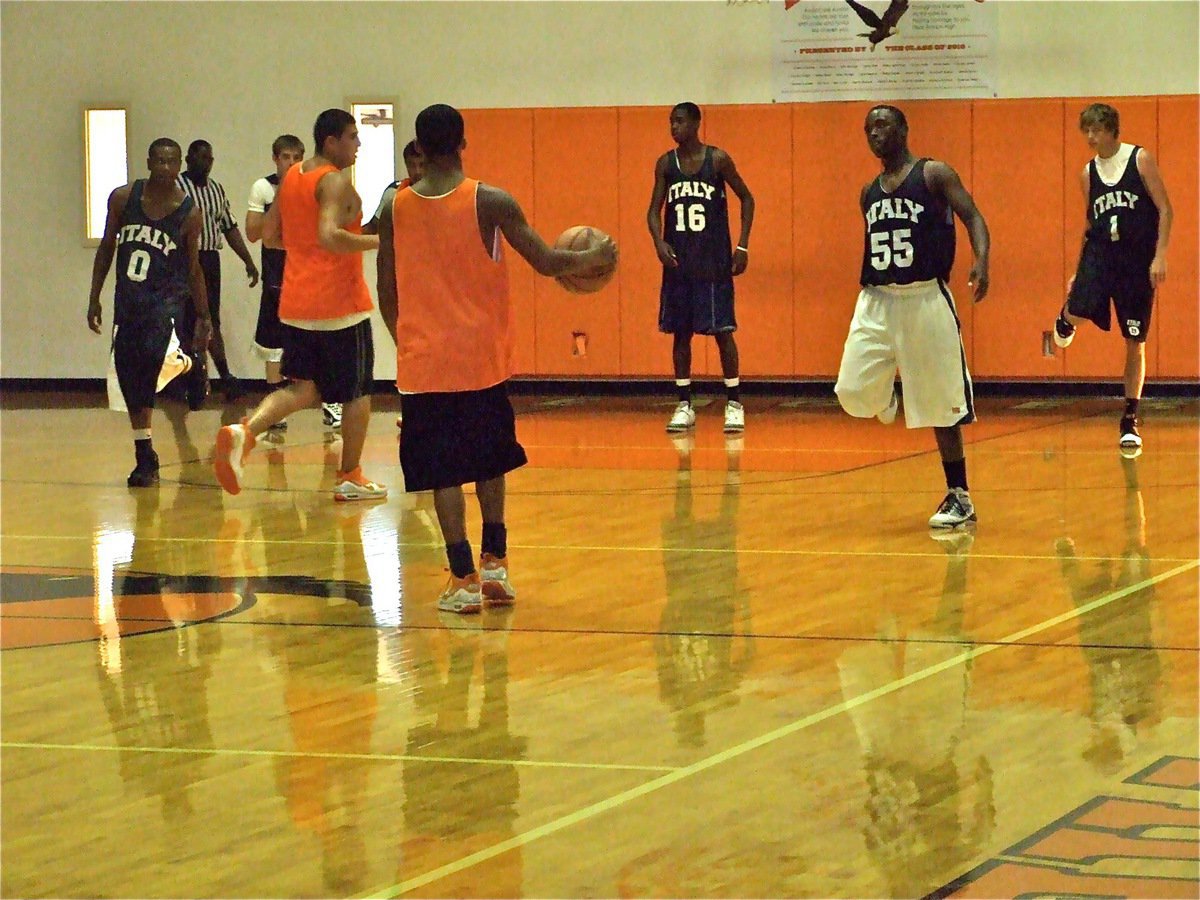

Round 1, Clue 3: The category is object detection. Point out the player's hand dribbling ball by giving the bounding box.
[554,226,617,294]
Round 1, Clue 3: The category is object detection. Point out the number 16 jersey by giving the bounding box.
[663,147,732,283]
[860,158,955,287]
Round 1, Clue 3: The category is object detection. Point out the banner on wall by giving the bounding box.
[771,0,998,102]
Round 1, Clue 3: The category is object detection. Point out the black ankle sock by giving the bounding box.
[481,522,507,558]
[678,386,691,404]
[1124,398,1140,419]
[446,540,475,579]
[134,438,154,460]
[727,386,740,404]
[942,459,968,491]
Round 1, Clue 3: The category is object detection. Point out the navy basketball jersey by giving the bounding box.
[860,159,955,287]
[114,180,194,325]
[1086,146,1159,260]
[260,172,286,289]
[663,147,732,282]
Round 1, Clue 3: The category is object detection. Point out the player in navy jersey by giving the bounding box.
[87,138,211,487]
[1052,103,1173,457]
[835,105,991,530]
[648,102,755,436]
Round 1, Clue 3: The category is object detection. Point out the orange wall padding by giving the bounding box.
[461,96,1198,381]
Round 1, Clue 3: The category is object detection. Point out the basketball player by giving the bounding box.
[87,137,211,488]
[178,139,259,404]
[376,103,616,614]
[1052,103,1173,457]
[213,108,386,502]
[362,140,424,235]
[835,105,990,529]
[648,101,755,435]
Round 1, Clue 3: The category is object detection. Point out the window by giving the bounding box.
[349,102,396,219]
[84,108,128,244]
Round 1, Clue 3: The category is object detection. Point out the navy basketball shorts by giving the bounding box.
[280,318,374,404]
[399,382,528,492]
[113,312,179,411]
[1067,241,1154,342]
[658,272,736,336]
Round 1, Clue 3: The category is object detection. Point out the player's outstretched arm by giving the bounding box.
[1136,148,1173,283]
[88,185,130,333]
[716,149,755,275]
[480,185,615,277]
[375,186,399,345]
[646,154,677,268]
[928,160,990,302]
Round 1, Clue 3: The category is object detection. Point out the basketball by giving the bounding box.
[554,225,616,294]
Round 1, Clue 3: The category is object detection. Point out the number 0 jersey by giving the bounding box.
[663,146,732,282]
[860,158,955,287]
[114,180,195,325]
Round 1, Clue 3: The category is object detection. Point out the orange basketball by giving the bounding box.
[554,225,617,294]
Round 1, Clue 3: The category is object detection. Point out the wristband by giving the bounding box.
[736,245,749,253]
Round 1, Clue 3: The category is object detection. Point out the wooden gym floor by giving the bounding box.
[2,389,1197,899]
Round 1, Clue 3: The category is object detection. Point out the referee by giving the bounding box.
[178,139,260,405]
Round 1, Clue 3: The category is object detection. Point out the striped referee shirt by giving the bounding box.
[178,171,237,251]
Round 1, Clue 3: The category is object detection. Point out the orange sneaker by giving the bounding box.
[333,467,387,502]
[437,572,482,614]
[480,553,516,607]
[213,418,256,495]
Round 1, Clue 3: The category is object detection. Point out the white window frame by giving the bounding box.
[347,99,399,221]
[83,106,129,247]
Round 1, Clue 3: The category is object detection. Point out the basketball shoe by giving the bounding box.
[667,402,696,433]
[438,572,483,614]
[322,403,342,430]
[928,488,977,529]
[723,401,745,433]
[213,419,256,495]
[479,553,516,607]
[156,347,193,392]
[1119,415,1142,458]
[1052,310,1076,348]
[127,447,160,488]
[333,467,387,502]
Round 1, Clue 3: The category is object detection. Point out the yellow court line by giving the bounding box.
[2,532,1195,564]
[0,741,676,774]
[355,558,1200,900]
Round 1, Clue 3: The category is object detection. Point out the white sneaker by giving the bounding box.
[437,574,483,614]
[322,403,342,430]
[480,554,516,607]
[877,388,899,425]
[928,488,977,529]
[332,467,387,502]
[666,402,696,433]
[723,401,745,433]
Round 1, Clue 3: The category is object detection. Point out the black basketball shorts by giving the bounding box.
[280,318,374,404]
[113,312,180,411]
[1067,241,1155,342]
[398,382,528,492]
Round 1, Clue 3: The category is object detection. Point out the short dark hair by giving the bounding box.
[1079,103,1119,139]
[672,102,702,123]
[313,109,355,155]
[415,104,464,158]
[868,104,907,130]
[186,139,210,157]
[148,137,181,157]
[402,139,421,160]
[272,133,304,157]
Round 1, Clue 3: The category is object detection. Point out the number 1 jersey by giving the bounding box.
[663,147,732,283]
[860,158,955,287]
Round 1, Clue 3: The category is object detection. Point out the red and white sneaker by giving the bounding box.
[213,419,256,495]
[480,553,516,607]
[333,467,387,502]
[438,573,483,614]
